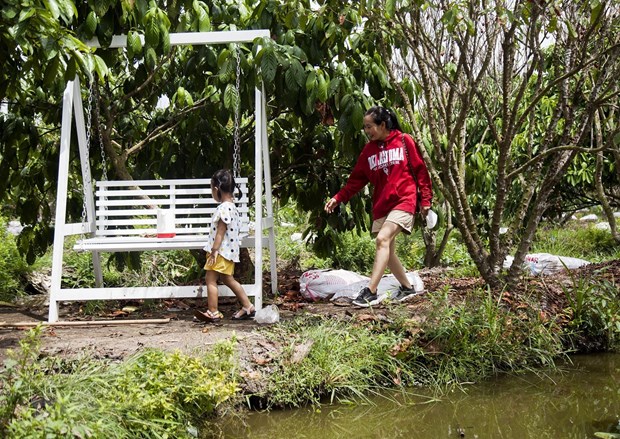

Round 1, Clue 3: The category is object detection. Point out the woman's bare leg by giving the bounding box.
[368,221,402,292]
[387,239,412,289]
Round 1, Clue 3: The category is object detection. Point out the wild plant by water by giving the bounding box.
[562,268,620,352]
[258,316,419,408]
[417,287,565,385]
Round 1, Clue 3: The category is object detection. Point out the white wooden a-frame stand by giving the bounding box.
[49,31,277,322]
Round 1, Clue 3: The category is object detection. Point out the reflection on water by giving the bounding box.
[216,354,620,439]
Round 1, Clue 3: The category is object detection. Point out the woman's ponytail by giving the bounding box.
[365,106,402,132]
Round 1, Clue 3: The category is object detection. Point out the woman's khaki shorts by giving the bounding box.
[372,210,414,236]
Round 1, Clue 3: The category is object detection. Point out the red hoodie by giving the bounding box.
[333,129,432,220]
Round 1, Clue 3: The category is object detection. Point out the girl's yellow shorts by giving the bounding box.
[204,253,235,275]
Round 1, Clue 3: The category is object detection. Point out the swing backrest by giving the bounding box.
[93,178,250,238]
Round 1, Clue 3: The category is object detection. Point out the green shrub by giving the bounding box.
[0,217,29,301]
[1,328,239,438]
[330,231,375,274]
[51,235,201,289]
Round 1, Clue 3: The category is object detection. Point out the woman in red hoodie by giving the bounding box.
[324,106,433,307]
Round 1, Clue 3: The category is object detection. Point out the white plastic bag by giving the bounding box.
[254,304,280,324]
[425,209,438,229]
[299,269,369,301]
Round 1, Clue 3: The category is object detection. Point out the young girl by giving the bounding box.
[194,169,255,322]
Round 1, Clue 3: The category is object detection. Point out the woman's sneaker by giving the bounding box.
[352,287,379,307]
[391,285,420,302]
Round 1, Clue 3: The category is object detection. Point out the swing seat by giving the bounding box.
[73,177,271,252]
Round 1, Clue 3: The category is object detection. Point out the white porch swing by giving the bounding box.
[49,30,277,323]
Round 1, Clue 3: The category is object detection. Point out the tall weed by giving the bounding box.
[0,217,29,301]
[531,223,620,261]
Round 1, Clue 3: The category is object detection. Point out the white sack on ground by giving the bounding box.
[580,214,598,222]
[299,269,369,301]
[330,272,425,302]
[504,253,590,276]
[525,253,590,275]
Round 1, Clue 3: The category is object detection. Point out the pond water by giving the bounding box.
[216,353,620,439]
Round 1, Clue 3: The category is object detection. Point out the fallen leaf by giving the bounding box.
[252,353,272,365]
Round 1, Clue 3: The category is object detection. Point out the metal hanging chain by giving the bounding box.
[92,75,108,182]
[233,44,241,179]
[80,79,95,234]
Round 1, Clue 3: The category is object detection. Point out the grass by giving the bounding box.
[0,217,29,302]
[0,207,618,433]
[530,222,620,262]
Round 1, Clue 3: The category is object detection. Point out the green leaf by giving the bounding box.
[93,55,108,79]
[193,0,211,31]
[590,1,603,26]
[57,0,77,23]
[45,0,60,19]
[145,17,160,47]
[260,48,278,84]
[328,77,341,96]
[127,30,142,58]
[351,101,364,131]
[316,73,328,102]
[285,58,305,93]
[161,32,170,54]
[64,56,76,81]
[85,11,98,36]
[223,83,239,111]
[19,8,36,22]
[385,0,396,18]
[175,86,194,107]
[285,66,300,92]
[145,47,157,70]
[2,7,18,19]
[305,70,316,93]
[198,8,211,31]
[43,56,60,87]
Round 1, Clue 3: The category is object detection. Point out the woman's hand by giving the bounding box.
[324,198,339,213]
[420,205,431,217]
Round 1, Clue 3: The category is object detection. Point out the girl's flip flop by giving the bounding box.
[193,309,223,323]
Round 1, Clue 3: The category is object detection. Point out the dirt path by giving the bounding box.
[0,296,358,363]
[0,300,272,362]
